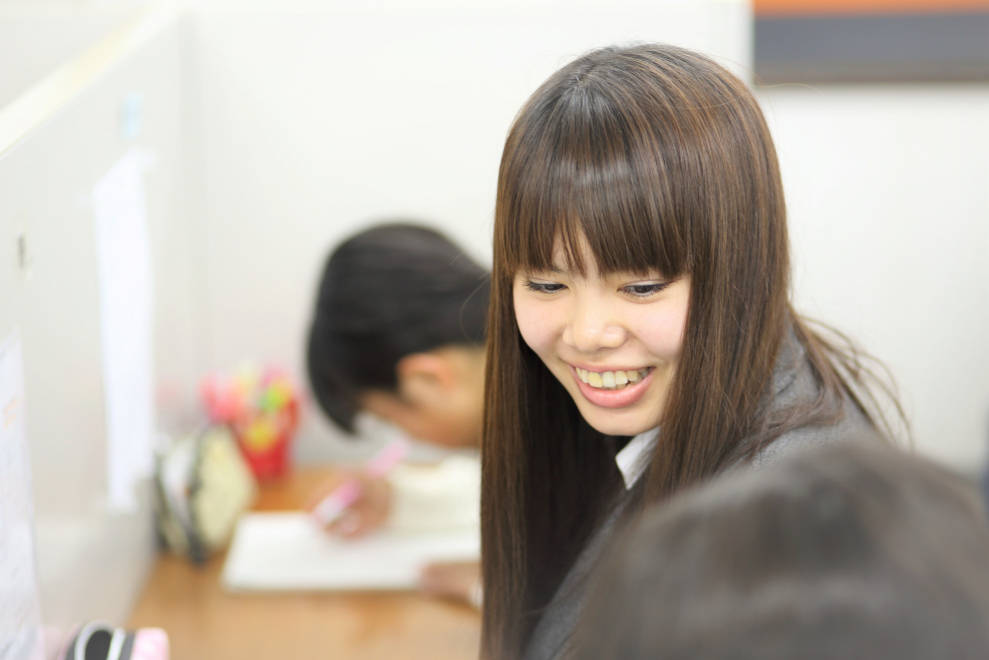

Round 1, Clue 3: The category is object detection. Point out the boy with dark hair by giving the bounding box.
[307,222,488,444]
[306,222,488,605]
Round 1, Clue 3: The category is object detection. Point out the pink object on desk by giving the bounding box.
[129,629,169,660]
[310,439,409,526]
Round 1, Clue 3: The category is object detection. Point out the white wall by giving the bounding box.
[0,7,199,626]
[0,13,121,109]
[185,0,752,463]
[758,84,989,469]
[0,2,157,109]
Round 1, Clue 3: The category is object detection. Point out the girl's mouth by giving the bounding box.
[569,365,655,409]
[574,367,651,390]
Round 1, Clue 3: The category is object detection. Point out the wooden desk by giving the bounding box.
[127,468,480,659]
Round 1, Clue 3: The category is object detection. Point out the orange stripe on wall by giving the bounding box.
[755,0,989,15]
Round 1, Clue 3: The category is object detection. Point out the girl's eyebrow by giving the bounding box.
[524,264,565,275]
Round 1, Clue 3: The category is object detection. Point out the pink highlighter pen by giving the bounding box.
[310,438,410,527]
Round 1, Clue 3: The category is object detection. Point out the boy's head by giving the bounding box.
[307,222,489,447]
[573,441,989,659]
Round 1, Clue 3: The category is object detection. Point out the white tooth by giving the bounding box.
[614,371,628,386]
[627,370,641,383]
[602,371,616,388]
[639,368,650,379]
[587,371,603,388]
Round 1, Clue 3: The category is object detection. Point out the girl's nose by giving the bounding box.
[562,299,626,353]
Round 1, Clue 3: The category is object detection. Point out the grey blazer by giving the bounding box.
[521,331,878,660]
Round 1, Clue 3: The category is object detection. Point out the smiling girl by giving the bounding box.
[480,44,903,659]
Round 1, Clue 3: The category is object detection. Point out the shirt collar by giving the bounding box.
[615,427,658,489]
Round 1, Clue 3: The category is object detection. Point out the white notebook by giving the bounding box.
[221,512,480,592]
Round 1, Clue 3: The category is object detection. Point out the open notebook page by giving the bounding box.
[222,512,479,592]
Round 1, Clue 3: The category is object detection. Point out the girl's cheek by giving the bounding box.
[637,309,688,358]
[514,298,553,353]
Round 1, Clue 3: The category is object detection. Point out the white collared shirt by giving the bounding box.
[615,427,658,489]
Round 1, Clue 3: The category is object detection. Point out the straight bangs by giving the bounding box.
[496,83,691,282]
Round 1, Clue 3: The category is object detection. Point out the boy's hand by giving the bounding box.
[418,560,482,609]
[306,470,393,538]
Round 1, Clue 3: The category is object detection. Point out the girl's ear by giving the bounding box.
[394,352,458,404]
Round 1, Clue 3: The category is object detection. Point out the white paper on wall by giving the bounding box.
[0,331,44,660]
[93,148,155,512]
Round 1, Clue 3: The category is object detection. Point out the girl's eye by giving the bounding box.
[525,280,566,294]
[622,282,669,297]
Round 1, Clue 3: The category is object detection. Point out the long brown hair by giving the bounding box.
[481,44,902,658]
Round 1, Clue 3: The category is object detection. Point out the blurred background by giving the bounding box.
[1,0,987,654]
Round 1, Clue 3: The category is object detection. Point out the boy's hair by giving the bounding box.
[306,222,489,432]
[572,441,989,660]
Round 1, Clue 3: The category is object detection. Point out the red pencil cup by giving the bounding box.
[232,398,299,480]
[201,366,301,481]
